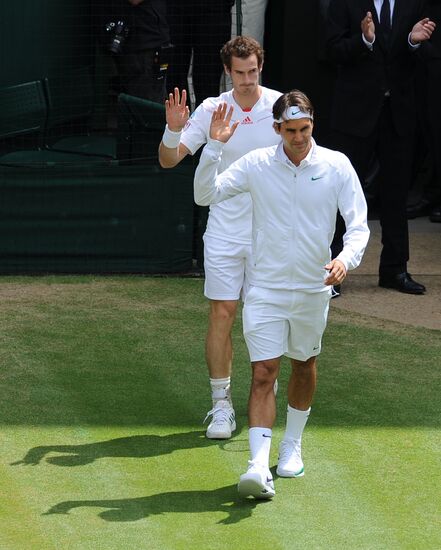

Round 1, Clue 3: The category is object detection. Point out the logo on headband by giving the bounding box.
[274,106,313,123]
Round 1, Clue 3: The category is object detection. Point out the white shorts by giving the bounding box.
[203,234,252,301]
[242,286,331,362]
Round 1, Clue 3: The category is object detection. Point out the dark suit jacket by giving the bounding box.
[423,2,441,62]
[421,2,441,154]
[326,0,427,137]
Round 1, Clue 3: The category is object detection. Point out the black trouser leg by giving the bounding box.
[191,5,232,106]
[377,101,412,275]
[167,2,194,99]
[329,131,375,259]
[116,50,166,103]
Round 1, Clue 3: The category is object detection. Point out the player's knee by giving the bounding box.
[251,360,278,390]
[209,300,237,324]
[291,356,316,374]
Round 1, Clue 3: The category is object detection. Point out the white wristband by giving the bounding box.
[162,124,182,149]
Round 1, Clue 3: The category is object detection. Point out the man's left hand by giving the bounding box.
[324,259,347,286]
[410,18,436,44]
[209,103,239,143]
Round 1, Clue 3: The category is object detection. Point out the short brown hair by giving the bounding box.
[220,36,264,70]
[272,90,314,121]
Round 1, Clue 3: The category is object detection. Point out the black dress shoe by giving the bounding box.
[379,272,426,294]
[430,204,441,223]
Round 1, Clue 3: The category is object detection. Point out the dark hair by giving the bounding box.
[272,90,314,121]
[220,36,264,70]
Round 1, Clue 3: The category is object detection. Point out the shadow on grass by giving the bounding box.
[43,484,264,524]
[11,430,221,467]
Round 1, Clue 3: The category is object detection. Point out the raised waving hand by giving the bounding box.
[209,103,240,144]
[165,88,190,131]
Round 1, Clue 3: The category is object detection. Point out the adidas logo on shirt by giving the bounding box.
[241,116,253,125]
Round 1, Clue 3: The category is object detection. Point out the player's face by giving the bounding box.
[226,55,262,97]
[275,118,314,164]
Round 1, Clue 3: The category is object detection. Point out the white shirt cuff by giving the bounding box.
[362,33,375,50]
[408,32,421,49]
[205,138,226,153]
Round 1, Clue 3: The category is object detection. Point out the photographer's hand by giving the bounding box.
[166,88,190,132]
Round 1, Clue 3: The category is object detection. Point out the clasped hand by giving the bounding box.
[361,12,436,45]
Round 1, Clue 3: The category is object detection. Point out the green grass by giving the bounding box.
[1,276,440,550]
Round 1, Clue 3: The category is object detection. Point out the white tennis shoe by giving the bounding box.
[238,461,275,499]
[204,400,236,439]
[276,439,305,477]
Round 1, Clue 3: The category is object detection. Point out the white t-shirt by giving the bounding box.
[181,86,282,244]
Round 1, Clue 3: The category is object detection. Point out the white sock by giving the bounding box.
[210,377,232,406]
[283,405,311,442]
[249,427,272,469]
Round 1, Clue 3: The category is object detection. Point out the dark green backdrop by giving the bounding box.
[0,0,332,274]
[0,164,194,274]
[0,1,93,87]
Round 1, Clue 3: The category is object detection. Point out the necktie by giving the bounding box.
[380,0,391,46]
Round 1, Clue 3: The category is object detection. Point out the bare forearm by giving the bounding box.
[158,125,190,168]
[158,142,181,168]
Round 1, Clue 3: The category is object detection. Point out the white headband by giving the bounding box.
[274,106,313,123]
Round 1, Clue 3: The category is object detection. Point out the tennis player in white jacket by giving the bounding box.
[194,89,370,500]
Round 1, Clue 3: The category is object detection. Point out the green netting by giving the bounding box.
[0,1,255,272]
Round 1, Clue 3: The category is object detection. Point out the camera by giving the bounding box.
[104,20,129,55]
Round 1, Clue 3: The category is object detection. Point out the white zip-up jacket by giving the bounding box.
[194,138,370,292]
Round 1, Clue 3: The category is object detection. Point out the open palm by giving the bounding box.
[209,103,240,143]
[165,88,190,131]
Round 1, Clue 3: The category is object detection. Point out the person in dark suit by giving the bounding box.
[326,0,436,294]
[406,0,441,221]
[424,0,441,222]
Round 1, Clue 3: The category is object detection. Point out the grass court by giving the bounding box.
[1,276,440,549]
